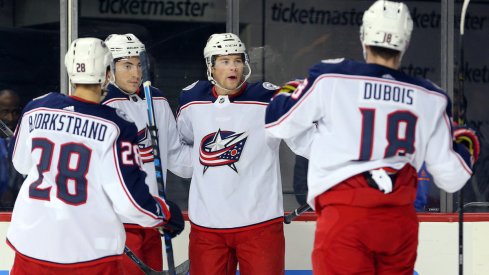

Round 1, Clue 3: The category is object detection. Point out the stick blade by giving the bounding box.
[162,260,190,275]
[175,260,190,275]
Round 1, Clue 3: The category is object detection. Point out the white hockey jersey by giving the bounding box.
[7,92,167,264]
[265,59,472,209]
[177,81,285,230]
[103,84,192,198]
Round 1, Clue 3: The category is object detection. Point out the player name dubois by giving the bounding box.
[363,82,414,105]
[28,112,108,141]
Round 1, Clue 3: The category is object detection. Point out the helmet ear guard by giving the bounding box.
[203,33,251,89]
[64,38,112,89]
[360,0,413,60]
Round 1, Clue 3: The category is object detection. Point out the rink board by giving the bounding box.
[1,213,489,274]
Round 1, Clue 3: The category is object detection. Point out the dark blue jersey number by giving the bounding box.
[359,109,417,160]
[29,138,91,205]
[29,138,54,201]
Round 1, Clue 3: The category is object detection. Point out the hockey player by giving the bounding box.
[6,37,173,275]
[177,33,293,275]
[265,1,479,274]
[103,33,191,274]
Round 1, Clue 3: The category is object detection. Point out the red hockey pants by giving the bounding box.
[123,226,163,275]
[11,253,125,275]
[189,222,285,275]
[312,165,419,275]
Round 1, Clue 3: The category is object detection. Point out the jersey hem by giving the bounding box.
[190,216,283,233]
[6,239,123,267]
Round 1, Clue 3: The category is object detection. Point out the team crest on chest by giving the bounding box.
[199,129,248,174]
[137,127,154,163]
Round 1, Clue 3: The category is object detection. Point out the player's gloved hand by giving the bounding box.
[367,169,393,194]
[162,200,185,239]
[453,126,480,167]
[276,80,302,95]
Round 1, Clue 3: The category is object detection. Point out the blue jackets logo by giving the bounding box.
[199,129,247,173]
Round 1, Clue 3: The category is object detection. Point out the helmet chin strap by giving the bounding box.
[211,79,246,94]
[100,78,111,100]
[109,80,133,96]
[109,77,142,96]
[207,62,251,94]
[362,44,367,61]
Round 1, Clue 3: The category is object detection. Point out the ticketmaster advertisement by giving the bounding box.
[81,0,489,152]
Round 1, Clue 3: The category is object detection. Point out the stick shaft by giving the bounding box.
[284,203,311,224]
[124,246,162,275]
[140,51,176,275]
[0,119,14,137]
[457,2,471,274]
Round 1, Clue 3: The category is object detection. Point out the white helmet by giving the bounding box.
[104,33,145,60]
[360,1,413,55]
[203,33,251,89]
[64,37,112,87]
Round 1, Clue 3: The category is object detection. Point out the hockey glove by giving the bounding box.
[366,169,393,194]
[453,127,480,166]
[163,200,185,239]
[275,80,302,95]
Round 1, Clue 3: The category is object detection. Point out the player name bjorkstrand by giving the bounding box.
[28,112,108,141]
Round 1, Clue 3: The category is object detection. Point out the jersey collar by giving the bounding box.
[69,95,98,104]
[211,83,247,100]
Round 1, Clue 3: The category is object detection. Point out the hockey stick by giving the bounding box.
[456,1,471,275]
[284,203,311,224]
[139,50,177,275]
[124,246,189,275]
[124,246,161,275]
[0,119,14,138]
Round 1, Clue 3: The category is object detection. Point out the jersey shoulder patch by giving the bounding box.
[148,86,166,98]
[262,82,280,91]
[425,79,442,90]
[182,81,199,91]
[309,58,351,78]
[321,58,345,64]
[32,92,54,101]
[24,92,63,112]
[115,108,134,123]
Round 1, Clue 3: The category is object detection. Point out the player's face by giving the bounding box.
[114,57,142,94]
[212,54,244,93]
[0,93,20,131]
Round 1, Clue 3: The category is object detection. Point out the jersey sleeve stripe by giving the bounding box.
[443,112,472,175]
[176,101,213,118]
[111,131,162,221]
[102,97,128,105]
[234,101,269,106]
